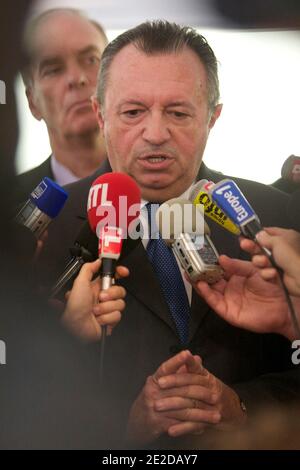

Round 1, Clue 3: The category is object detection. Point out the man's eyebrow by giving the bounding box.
[37,56,63,74]
[166,101,195,109]
[117,100,146,110]
[37,46,102,72]
[78,45,102,56]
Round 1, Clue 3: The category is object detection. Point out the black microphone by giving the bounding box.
[51,221,98,299]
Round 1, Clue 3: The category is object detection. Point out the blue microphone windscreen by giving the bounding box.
[209,179,256,227]
[29,177,68,218]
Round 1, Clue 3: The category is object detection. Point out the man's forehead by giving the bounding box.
[112,43,203,66]
[31,13,105,60]
[106,44,207,97]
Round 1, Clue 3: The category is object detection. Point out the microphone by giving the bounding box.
[208,178,263,240]
[51,222,98,299]
[87,172,141,290]
[281,155,300,183]
[87,172,141,379]
[15,177,68,238]
[189,180,241,235]
[156,198,223,284]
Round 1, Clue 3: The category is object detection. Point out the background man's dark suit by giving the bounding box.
[15,156,54,204]
[39,161,300,448]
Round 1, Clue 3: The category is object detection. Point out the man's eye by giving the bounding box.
[86,55,100,65]
[123,109,144,117]
[170,111,189,118]
[43,67,62,76]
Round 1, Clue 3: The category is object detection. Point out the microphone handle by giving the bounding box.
[51,256,85,298]
[51,246,94,298]
[99,257,117,382]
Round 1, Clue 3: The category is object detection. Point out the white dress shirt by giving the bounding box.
[50,155,80,187]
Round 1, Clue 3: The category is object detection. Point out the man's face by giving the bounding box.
[27,13,107,141]
[96,44,221,202]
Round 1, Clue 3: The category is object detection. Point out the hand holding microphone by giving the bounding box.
[62,259,129,342]
[241,227,300,297]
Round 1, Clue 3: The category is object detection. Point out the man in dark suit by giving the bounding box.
[16,8,108,203]
[40,21,300,448]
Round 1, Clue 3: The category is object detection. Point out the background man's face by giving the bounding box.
[27,13,107,141]
[97,44,221,202]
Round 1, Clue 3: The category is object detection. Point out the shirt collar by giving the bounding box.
[50,154,80,187]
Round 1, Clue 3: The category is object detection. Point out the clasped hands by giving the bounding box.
[127,350,246,445]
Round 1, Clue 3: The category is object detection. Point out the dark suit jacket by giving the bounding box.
[39,161,300,448]
[15,156,54,204]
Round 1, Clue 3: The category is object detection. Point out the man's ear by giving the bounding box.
[208,103,222,130]
[26,87,42,121]
[91,96,104,130]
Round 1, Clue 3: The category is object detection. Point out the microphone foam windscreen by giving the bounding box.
[87,172,141,237]
[156,198,210,244]
[29,177,68,218]
[189,179,210,203]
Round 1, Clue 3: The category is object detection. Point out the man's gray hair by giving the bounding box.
[22,8,108,86]
[97,20,220,112]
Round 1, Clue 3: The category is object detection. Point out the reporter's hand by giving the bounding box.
[192,254,298,340]
[62,260,129,342]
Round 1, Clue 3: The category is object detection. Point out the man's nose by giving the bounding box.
[67,64,88,89]
[142,112,171,145]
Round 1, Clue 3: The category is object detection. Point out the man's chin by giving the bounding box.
[139,180,185,202]
[68,120,100,137]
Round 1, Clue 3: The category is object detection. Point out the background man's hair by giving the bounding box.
[97,20,220,111]
[22,8,108,87]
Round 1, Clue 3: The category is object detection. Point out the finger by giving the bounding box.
[255,230,273,250]
[239,237,261,255]
[93,299,125,316]
[95,310,122,328]
[176,364,188,374]
[153,350,194,382]
[168,422,207,438]
[155,385,216,407]
[185,354,204,374]
[219,255,256,278]
[194,281,226,312]
[115,265,130,279]
[252,254,272,268]
[65,290,71,301]
[99,285,126,302]
[262,227,287,237]
[164,407,221,425]
[77,259,101,283]
[259,267,280,281]
[155,396,215,413]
